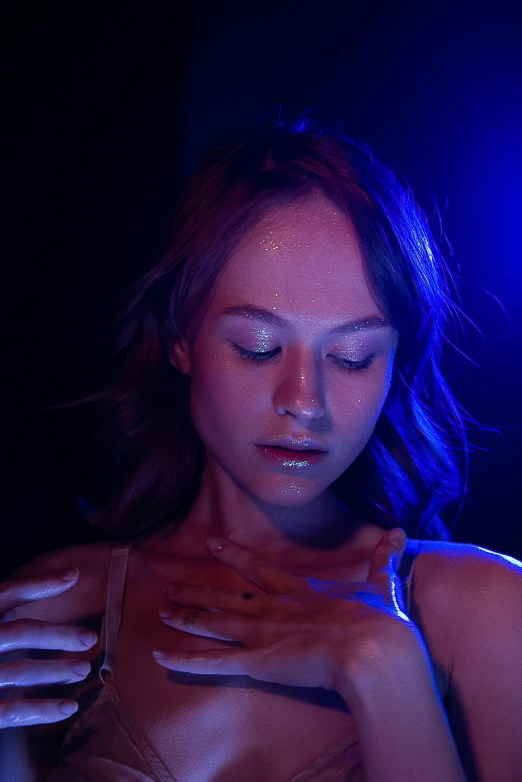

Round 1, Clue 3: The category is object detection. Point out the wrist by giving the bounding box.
[333,634,466,782]
[333,625,434,713]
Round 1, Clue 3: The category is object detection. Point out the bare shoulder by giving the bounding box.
[7,540,114,581]
[407,537,522,668]
[411,537,522,607]
[7,540,116,622]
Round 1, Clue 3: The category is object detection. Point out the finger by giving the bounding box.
[205,538,305,594]
[0,619,98,654]
[0,570,79,615]
[0,655,91,689]
[159,605,256,642]
[164,583,270,616]
[0,696,79,727]
[306,579,382,598]
[366,528,407,591]
[152,646,255,677]
[305,582,387,608]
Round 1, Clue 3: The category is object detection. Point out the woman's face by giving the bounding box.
[172,191,399,508]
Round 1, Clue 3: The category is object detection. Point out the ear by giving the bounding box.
[169,339,191,375]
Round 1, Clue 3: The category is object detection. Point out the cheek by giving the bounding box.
[187,344,395,452]
[187,358,254,445]
[335,367,393,443]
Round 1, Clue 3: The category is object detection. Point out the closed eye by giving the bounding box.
[231,345,377,370]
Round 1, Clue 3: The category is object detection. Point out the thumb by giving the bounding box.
[367,527,407,585]
[387,528,407,552]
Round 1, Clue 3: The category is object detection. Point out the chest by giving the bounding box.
[97,548,449,781]
[110,556,355,779]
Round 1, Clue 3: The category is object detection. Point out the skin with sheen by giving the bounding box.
[167,190,399,565]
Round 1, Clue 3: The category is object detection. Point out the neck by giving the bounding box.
[140,488,371,568]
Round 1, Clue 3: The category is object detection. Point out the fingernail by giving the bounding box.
[159,608,173,619]
[153,649,170,659]
[59,700,78,715]
[58,568,79,582]
[71,660,91,676]
[78,629,97,646]
[389,529,406,549]
[206,537,225,552]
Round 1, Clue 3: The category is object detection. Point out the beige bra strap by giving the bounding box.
[99,544,132,684]
[399,538,424,615]
[94,536,423,683]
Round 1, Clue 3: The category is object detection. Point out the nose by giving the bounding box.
[274,349,327,420]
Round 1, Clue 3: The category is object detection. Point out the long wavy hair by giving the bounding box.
[41,116,494,544]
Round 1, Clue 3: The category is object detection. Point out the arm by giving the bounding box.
[444,551,522,782]
[336,546,522,782]
[336,630,467,782]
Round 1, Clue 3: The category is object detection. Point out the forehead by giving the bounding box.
[209,192,383,322]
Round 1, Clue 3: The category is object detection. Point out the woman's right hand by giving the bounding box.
[0,568,98,727]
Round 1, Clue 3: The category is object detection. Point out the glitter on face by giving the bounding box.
[181,192,399,517]
[279,455,317,468]
[240,312,273,352]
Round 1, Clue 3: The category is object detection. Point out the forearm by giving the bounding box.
[336,643,467,782]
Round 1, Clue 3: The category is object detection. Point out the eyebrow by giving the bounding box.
[220,305,393,335]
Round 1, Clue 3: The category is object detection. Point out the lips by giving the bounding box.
[258,438,328,452]
[256,445,327,468]
[269,446,321,453]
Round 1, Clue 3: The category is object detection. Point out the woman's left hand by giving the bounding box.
[153,528,420,698]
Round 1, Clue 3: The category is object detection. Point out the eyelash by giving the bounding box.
[231,345,377,370]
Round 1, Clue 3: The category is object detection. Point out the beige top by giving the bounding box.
[45,538,424,782]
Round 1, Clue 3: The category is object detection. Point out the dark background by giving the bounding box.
[2,0,521,579]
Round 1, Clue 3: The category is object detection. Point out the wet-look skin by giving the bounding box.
[166,190,399,567]
[148,192,468,781]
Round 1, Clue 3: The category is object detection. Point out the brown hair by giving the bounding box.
[41,118,493,543]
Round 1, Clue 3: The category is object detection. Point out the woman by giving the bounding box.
[2,120,521,782]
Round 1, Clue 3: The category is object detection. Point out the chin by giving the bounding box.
[246,477,326,506]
